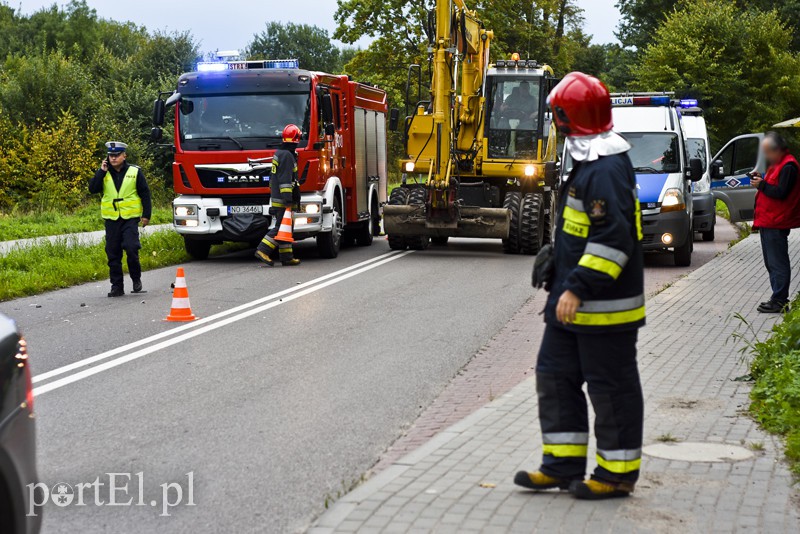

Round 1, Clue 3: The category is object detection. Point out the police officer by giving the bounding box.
[515,73,645,499]
[88,142,151,297]
[254,124,302,267]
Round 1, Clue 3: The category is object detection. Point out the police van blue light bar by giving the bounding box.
[679,98,699,108]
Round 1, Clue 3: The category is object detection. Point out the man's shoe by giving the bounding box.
[513,470,577,491]
[255,250,274,267]
[132,280,146,294]
[281,258,301,266]
[758,300,787,313]
[107,287,125,298]
[569,479,633,500]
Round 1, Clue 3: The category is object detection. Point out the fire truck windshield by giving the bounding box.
[486,77,542,159]
[178,93,310,150]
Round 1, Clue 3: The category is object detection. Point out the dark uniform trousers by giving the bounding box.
[257,206,294,262]
[105,218,142,288]
[536,325,643,484]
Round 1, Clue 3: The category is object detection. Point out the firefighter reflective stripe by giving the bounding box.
[584,243,629,268]
[101,166,142,220]
[542,432,589,444]
[563,205,590,225]
[261,238,277,250]
[566,196,585,212]
[573,304,646,326]
[542,432,589,457]
[578,294,645,313]
[633,192,644,241]
[596,449,642,474]
[578,254,623,279]
[279,186,293,193]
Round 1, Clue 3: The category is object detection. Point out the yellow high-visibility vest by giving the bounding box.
[101,166,142,220]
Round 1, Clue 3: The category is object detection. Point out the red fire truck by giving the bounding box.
[151,58,388,259]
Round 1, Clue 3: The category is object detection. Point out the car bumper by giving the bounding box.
[641,210,691,250]
[692,192,715,232]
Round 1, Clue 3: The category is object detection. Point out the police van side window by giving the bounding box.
[717,143,735,178]
[733,137,760,175]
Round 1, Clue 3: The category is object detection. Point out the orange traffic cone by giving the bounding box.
[275,208,294,243]
[165,267,197,322]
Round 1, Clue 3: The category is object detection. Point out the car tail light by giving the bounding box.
[16,338,33,414]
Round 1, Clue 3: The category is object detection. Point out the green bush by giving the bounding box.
[748,297,800,475]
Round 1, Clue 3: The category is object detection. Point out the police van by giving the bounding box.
[609,94,703,266]
[680,102,716,241]
[710,133,765,222]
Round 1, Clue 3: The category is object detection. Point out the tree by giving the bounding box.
[631,0,800,146]
[740,1,800,51]
[615,0,679,50]
[248,22,340,73]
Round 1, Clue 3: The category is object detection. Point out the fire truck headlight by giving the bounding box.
[405,161,415,173]
[303,203,320,214]
[524,165,536,178]
[174,205,197,217]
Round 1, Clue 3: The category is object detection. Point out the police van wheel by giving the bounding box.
[701,224,715,242]
[405,187,430,251]
[387,187,410,250]
[673,232,693,267]
[502,191,522,254]
[184,237,211,260]
[543,191,557,245]
[520,193,545,256]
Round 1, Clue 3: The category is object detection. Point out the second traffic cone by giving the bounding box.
[275,208,294,243]
[165,267,197,322]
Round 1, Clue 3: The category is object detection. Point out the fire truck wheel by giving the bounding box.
[387,187,410,250]
[355,192,380,247]
[520,192,545,256]
[317,194,343,259]
[542,190,557,245]
[405,187,430,251]
[183,236,211,260]
[502,191,522,254]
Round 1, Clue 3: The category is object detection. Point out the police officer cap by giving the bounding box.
[105,141,128,154]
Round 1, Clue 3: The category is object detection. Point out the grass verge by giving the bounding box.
[743,296,800,476]
[0,205,173,241]
[716,199,752,248]
[0,230,241,301]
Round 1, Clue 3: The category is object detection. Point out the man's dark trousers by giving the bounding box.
[760,228,791,304]
[536,324,643,484]
[105,218,142,289]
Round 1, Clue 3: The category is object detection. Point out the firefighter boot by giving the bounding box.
[254,250,274,267]
[569,478,634,500]
[282,258,301,267]
[279,244,300,266]
[513,470,578,491]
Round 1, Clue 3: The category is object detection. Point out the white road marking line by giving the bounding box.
[33,251,403,384]
[33,250,414,396]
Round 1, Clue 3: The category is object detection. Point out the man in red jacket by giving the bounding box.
[751,132,800,313]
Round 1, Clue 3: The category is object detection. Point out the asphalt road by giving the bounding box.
[1,221,734,533]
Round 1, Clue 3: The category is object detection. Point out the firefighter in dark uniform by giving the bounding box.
[88,142,151,297]
[255,124,302,267]
[515,72,645,499]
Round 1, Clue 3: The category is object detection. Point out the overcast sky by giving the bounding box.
[13,0,621,53]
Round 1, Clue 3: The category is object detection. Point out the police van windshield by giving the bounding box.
[625,132,681,174]
[685,138,707,169]
[178,93,310,150]
[486,77,541,158]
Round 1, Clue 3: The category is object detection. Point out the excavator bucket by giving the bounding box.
[383,205,510,239]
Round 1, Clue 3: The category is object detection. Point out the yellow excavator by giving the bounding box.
[385,0,560,254]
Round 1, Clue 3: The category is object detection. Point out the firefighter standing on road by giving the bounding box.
[89,142,151,298]
[516,73,645,500]
[255,124,302,267]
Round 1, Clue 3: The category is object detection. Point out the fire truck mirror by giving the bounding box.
[152,99,166,126]
[150,127,163,143]
[388,108,400,131]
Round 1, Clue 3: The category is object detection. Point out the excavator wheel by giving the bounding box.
[431,236,449,246]
[502,191,522,254]
[405,187,430,251]
[520,192,545,255]
[542,190,558,245]
[387,187,410,250]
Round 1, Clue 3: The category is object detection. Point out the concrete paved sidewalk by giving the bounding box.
[312,233,800,533]
[0,224,171,255]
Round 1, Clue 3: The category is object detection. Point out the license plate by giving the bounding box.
[228,205,262,215]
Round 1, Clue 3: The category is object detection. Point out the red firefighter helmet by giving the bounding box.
[282,124,302,144]
[547,72,613,137]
